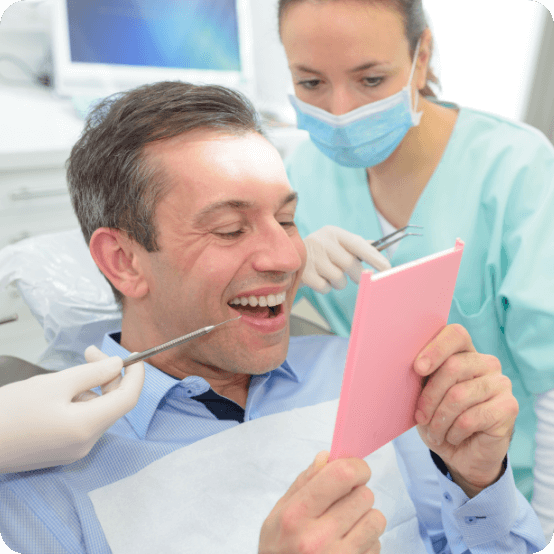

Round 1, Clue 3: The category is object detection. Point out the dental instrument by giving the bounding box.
[0,314,18,326]
[371,225,423,251]
[121,316,242,367]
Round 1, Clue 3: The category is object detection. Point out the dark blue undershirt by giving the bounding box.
[191,389,245,423]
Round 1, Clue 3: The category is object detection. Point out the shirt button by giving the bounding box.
[465,516,476,524]
[443,492,452,502]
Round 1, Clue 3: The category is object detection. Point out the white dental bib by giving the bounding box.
[89,400,426,553]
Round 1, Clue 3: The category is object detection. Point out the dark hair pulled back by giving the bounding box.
[277,0,439,97]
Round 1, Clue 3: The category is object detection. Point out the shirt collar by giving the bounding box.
[273,357,300,382]
[101,331,301,438]
[101,332,180,439]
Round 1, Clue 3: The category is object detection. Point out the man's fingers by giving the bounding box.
[416,352,502,426]
[414,324,476,378]
[275,451,330,509]
[319,485,375,539]
[445,389,518,447]
[291,458,372,520]
[421,372,507,446]
[342,508,386,553]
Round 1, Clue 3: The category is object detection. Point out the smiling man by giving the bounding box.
[0,82,546,554]
[89,128,304,407]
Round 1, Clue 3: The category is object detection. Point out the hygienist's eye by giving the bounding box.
[297,79,321,90]
[362,76,384,88]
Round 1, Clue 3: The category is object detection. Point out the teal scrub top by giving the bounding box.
[286,106,554,500]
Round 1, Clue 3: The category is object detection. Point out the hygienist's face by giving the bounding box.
[281,0,422,115]
[139,130,306,376]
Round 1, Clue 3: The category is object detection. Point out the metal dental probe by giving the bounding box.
[121,316,242,367]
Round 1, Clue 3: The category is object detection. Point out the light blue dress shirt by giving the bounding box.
[0,334,545,554]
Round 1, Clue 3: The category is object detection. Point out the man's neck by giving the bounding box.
[157,353,252,408]
[119,310,252,408]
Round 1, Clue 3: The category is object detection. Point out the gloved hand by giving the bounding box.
[0,346,144,473]
[301,226,391,294]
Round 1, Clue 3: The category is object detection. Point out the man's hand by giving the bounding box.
[259,451,386,553]
[414,324,518,497]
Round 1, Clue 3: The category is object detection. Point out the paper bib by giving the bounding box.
[89,400,426,553]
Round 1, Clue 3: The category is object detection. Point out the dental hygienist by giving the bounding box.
[278,0,554,539]
[0,347,144,473]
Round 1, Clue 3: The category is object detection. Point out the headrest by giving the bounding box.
[0,229,121,369]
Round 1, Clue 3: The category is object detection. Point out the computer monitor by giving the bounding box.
[51,0,255,100]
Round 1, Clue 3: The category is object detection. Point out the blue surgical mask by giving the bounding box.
[289,41,423,168]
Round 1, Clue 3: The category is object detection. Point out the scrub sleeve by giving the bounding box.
[286,106,554,500]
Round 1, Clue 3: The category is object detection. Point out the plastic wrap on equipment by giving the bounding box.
[0,229,121,369]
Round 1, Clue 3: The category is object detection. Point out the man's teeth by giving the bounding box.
[229,292,286,308]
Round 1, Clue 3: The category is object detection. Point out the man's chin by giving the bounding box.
[220,325,290,375]
[240,345,289,376]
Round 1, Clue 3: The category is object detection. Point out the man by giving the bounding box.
[0,82,545,554]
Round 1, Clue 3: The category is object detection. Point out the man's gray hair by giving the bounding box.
[66,81,263,301]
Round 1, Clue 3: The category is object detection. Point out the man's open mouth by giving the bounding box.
[228,292,286,319]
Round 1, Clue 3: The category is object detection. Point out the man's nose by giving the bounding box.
[251,223,303,275]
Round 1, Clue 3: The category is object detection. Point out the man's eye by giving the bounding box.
[279,220,296,229]
[215,229,245,239]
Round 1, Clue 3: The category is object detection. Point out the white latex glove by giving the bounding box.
[0,346,144,473]
[301,226,391,294]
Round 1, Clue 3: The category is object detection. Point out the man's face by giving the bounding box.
[137,130,306,377]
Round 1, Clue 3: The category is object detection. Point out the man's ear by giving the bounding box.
[89,228,149,299]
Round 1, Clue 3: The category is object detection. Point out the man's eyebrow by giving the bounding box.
[194,200,253,225]
[283,191,299,207]
[193,192,298,225]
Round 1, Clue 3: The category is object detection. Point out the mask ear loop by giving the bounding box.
[407,38,423,125]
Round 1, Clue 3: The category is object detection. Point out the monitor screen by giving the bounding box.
[52,0,254,99]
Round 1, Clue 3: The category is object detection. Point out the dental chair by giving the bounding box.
[0,229,332,386]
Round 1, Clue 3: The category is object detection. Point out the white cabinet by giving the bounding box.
[0,86,83,363]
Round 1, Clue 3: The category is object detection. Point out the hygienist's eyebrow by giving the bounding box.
[292,64,325,76]
[293,61,387,75]
[349,61,390,73]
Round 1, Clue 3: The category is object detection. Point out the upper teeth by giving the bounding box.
[229,292,286,308]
